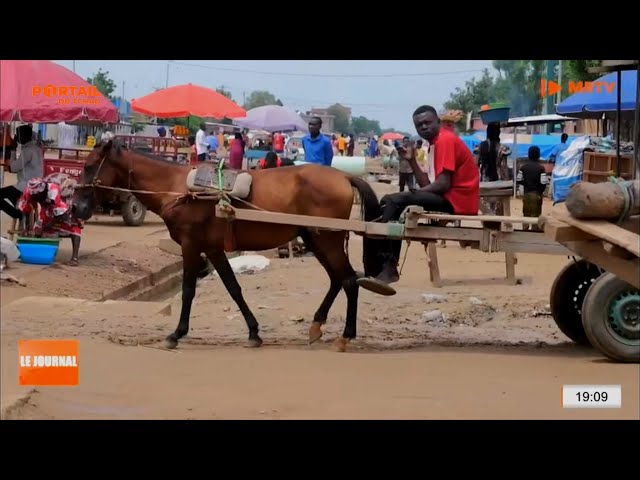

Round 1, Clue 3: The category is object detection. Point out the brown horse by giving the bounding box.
[72,140,386,352]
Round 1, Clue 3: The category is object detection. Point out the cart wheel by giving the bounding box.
[581,273,639,363]
[121,196,147,226]
[549,259,603,345]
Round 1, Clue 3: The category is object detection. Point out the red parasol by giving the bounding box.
[130,83,246,119]
[380,132,404,141]
[0,60,118,124]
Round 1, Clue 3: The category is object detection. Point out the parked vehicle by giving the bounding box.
[42,135,188,226]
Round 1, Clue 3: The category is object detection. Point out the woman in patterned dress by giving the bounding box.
[17,173,84,266]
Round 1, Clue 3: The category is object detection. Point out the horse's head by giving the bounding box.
[73,139,127,220]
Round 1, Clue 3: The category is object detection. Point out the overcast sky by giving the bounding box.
[53,60,495,133]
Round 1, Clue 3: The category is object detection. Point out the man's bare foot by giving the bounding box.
[67,257,79,267]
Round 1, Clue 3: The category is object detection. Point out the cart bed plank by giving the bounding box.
[549,204,640,258]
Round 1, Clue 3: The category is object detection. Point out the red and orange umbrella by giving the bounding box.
[131,83,246,119]
[380,132,404,141]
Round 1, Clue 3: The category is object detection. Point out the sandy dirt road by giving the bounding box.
[2,229,639,419]
[2,337,638,420]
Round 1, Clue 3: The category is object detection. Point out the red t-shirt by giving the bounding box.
[432,128,479,215]
[273,134,284,151]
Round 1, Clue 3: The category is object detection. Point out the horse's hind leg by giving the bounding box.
[164,245,201,349]
[304,230,359,352]
[207,249,262,348]
[299,230,343,344]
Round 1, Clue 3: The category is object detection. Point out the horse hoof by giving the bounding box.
[308,322,323,344]
[332,337,350,353]
[244,338,263,348]
[162,338,178,350]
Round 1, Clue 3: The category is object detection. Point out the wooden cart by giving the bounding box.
[541,204,639,363]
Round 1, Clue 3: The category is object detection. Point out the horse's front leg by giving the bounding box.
[163,245,201,349]
[207,249,262,348]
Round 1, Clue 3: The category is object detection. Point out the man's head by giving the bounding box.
[199,122,206,132]
[487,122,500,141]
[412,105,440,142]
[528,145,541,161]
[561,133,568,143]
[308,116,322,137]
[16,124,33,144]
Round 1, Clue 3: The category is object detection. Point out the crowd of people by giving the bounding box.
[1,107,555,273]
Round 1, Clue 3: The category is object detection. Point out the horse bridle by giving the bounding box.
[76,146,135,196]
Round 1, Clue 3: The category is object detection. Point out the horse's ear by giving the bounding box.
[98,140,114,156]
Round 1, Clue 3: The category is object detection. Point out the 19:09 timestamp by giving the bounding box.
[575,391,608,402]
[563,385,621,409]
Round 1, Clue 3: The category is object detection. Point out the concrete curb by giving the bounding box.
[98,259,184,302]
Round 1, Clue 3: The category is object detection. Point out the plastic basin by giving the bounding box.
[16,236,62,247]
[17,243,59,265]
[479,108,511,125]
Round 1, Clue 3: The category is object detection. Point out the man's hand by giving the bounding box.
[396,145,414,162]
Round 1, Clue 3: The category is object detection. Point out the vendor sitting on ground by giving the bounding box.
[517,145,548,231]
[17,174,84,266]
[258,151,295,169]
[363,105,479,285]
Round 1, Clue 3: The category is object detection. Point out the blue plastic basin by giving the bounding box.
[479,107,511,125]
[17,243,59,265]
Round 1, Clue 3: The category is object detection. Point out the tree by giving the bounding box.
[87,68,117,100]
[491,60,544,116]
[444,68,499,116]
[216,86,233,101]
[351,116,382,135]
[561,60,602,88]
[327,103,351,133]
[243,90,279,110]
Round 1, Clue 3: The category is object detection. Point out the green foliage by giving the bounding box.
[443,61,566,128]
[561,60,602,91]
[243,90,280,110]
[351,116,382,135]
[444,68,499,115]
[216,86,233,100]
[86,68,117,100]
[325,103,351,133]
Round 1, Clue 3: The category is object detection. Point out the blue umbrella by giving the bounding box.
[233,105,309,133]
[556,70,637,117]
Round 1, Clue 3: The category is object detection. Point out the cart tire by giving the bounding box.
[549,259,603,345]
[581,273,640,363]
[121,196,147,226]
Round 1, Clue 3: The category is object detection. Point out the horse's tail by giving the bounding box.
[347,176,385,278]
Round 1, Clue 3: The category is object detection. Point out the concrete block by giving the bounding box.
[158,238,182,256]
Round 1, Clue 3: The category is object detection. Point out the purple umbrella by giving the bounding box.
[233,105,309,133]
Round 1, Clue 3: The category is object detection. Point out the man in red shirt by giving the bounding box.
[359,105,480,291]
[273,132,285,155]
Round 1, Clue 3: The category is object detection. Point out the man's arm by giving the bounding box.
[420,171,451,194]
[10,147,32,173]
[400,145,430,187]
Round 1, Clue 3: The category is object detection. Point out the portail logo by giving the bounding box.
[540,79,616,98]
[32,85,102,105]
[18,339,79,386]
